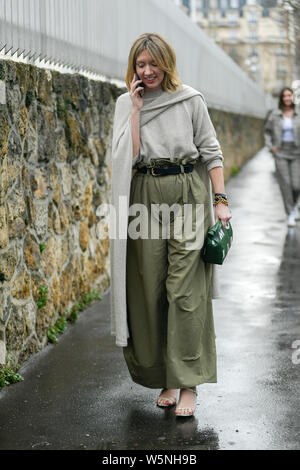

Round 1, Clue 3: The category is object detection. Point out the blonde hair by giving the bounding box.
[125,33,182,94]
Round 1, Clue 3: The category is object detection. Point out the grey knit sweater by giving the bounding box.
[132,86,224,170]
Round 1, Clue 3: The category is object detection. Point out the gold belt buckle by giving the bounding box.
[151,167,159,176]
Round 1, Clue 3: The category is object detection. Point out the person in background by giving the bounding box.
[264,87,300,227]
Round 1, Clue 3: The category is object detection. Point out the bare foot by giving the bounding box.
[175,388,197,415]
[157,388,178,406]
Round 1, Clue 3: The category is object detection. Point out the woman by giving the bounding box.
[110,33,231,417]
[264,87,300,227]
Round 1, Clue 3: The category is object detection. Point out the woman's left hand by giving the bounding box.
[215,203,232,227]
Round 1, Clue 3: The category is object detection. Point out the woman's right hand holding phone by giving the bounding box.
[130,74,144,112]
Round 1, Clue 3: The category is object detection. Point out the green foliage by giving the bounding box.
[47,326,59,344]
[69,306,79,324]
[0,365,24,389]
[56,316,68,333]
[231,165,240,176]
[39,243,46,253]
[68,289,103,323]
[36,285,48,309]
[46,315,68,344]
[46,289,103,342]
[81,289,102,305]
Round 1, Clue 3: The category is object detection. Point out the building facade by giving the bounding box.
[173,0,296,97]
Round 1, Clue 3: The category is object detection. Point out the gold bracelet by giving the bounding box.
[213,196,229,206]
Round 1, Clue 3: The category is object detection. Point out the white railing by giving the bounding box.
[0,0,276,116]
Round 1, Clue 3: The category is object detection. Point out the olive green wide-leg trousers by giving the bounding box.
[123,159,217,389]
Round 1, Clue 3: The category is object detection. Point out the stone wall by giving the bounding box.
[0,57,265,371]
[209,108,265,182]
[0,59,123,369]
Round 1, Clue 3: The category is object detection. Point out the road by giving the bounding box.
[0,147,299,450]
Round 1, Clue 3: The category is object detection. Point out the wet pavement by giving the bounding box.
[0,147,299,450]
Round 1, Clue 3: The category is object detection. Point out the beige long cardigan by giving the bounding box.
[110,83,223,347]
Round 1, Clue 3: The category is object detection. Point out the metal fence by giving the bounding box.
[0,0,276,116]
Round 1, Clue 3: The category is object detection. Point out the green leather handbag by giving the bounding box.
[201,218,233,265]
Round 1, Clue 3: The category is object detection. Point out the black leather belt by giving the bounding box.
[136,163,194,176]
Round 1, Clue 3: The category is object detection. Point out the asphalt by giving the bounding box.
[0,147,299,450]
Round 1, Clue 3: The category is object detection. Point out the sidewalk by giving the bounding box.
[0,147,299,450]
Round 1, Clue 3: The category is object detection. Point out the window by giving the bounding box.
[276,45,286,57]
[196,0,203,9]
[230,0,239,8]
[220,0,227,8]
[228,12,238,24]
[248,12,257,24]
[262,8,269,17]
[249,29,258,41]
[209,0,217,8]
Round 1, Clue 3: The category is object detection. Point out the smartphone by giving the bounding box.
[135,69,145,98]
